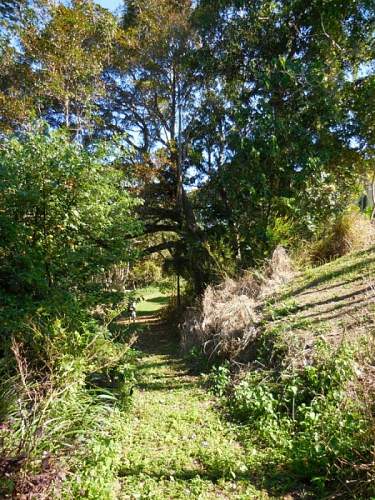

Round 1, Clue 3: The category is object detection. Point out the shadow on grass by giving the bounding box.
[134,308,161,317]
[117,322,147,336]
[281,254,375,300]
[116,317,322,498]
[123,316,202,389]
[147,296,170,305]
[308,299,375,325]
[137,381,197,391]
[299,276,363,297]
[118,464,249,483]
[118,463,314,498]
[295,286,374,314]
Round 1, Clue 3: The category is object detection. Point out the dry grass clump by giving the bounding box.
[180,284,259,359]
[180,246,294,359]
[260,245,295,298]
[310,210,375,264]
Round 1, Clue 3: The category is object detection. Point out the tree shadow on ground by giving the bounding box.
[299,276,362,297]
[147,296,170,305]
[118,314,322,499]
[296,286,373,313]
[118,464,316,498]
[281,254,375,299]
[137,380,197,391]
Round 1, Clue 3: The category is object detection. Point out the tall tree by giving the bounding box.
[0,0,37,132]
[21,0,118,134]
[191,0,375,263]
[0,1,118,135]
[101,0,215,291]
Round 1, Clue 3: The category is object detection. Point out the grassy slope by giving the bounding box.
[264,245,375,353]
[233,245,375,497]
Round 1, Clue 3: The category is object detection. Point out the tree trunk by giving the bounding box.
[371,172,375,221]
[177,273,181,307]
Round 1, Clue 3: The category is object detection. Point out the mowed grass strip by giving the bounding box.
[118,322,266,499]
[135,286,171,317]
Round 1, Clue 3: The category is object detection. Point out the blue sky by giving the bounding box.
[95,0,123,12]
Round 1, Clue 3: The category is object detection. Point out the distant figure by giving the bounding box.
[129,300,137,322]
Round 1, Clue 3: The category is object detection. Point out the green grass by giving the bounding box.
[210,245,375,498]
[10,248,371,498]
[117,322,268,499]
[266,244,375,343]
[114,249,375,498]
[66,249,374,499]
[134,286,171,317]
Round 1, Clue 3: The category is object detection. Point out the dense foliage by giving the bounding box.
[0,129,141,497]
[0,0,373,290]
[0,129,139,294]
[208,330,374,496]
[0,0,374,496]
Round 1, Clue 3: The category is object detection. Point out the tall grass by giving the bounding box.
[306,208,375,264]
[0,294,137,498]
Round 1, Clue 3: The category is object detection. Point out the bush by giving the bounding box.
[309,208,375,264]
[0,290,138,497]
[0,127,141,296]
[209,340,374,496]
[0,128,141,497]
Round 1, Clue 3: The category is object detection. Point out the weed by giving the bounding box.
[206,362,231,397]
[209,340,374,496]
[0,296,137,498]
[184,346,211,374]
[266,299,299,320]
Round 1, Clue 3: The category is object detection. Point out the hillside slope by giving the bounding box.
[263,245,375,369]
[206,247,375,498]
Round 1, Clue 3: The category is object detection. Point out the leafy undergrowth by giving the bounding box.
[0,294,140,499]
[118,320,268,499]
[0,128,144,498]
[208,246,375,498]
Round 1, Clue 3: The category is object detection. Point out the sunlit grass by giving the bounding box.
[134,286,170,316]
[118,323,266,499]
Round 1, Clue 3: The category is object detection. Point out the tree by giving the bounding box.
[0,127,141,294]
[0,0,29,23]
[191,0,374,263]
[0,1,118,135]
[21,0,118,134]
[0,0,37,132]
[101,0,215,291]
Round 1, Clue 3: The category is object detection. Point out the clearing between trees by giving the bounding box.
[113,245,374,499]
[117,318,265,499]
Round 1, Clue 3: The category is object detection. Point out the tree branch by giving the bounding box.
[143,223,180,234]
[143,241,177,255]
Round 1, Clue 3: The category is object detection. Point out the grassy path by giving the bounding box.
[118,317,267,499]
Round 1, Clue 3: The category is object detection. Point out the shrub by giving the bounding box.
[209,340,374,496]
[207,362,231,397]
[0,294,137,498]
[0,128,141,497]
[0,127,141,296]
[309,208,375,264]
